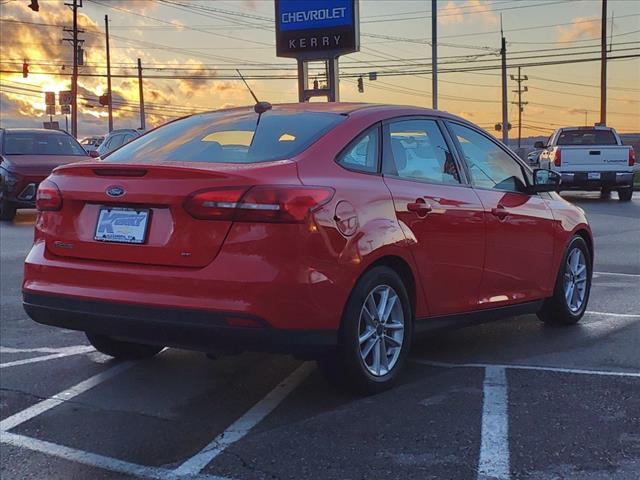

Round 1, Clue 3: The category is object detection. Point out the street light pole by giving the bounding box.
[105,14,113,132]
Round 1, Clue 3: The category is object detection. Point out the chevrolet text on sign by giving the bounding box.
[275,0,359,58]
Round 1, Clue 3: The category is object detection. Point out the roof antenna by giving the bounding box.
[236,69,272,115]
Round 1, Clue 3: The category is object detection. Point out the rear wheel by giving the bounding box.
[86,333,163,360]
[537,236,592,326]
[0,199,16,221]
[618,187,633,202]
[318,266,412,395]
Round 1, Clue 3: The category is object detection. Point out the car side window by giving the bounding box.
[107,134,125,151]
[337,127,379,173]
[449,122,527,193]
[383,119,461,185]
[123,133,136,145]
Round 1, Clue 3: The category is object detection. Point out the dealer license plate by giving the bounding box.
[94,207,150,244]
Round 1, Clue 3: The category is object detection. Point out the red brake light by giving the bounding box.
[36,179,62,211]
[236,186,334,223]
[184,186,334,223]
[183,187,248,220]
[553,148,562,167]
[630,148,636,167]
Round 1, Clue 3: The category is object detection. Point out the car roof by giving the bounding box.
[1,128,69,135]
[194,102,465,122]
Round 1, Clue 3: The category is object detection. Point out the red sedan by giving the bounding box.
[1,128,88,221]
[23,103,593,393]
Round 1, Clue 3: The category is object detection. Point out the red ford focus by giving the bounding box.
[23,103,593,393]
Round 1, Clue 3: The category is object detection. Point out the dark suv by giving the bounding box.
[0,128,87,220]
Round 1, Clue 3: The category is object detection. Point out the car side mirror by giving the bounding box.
[533,141,546,149]
[531,168,560,193]
[89,150,100,158]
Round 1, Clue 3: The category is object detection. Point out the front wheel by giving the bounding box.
[318,266,413,395]
[0,199,16,221]
[537,236,592,326]
[86,333,163,360]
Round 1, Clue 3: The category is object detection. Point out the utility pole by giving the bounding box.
[137,58,145,130]
[600,0,607,125]
[510,67,528,149]
[63,0,83,138]
[105,14,113,132]
[431,0,437,110]
[500,16,508,144]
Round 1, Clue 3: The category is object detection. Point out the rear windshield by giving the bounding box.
[556,129,617,146]
[104,109,345,164]
[4,132,86,156]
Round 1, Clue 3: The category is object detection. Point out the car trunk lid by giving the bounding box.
[42,161,299,267]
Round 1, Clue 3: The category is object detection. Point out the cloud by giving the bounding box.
[556,17,600,43]
[0,0,227,136]
[439,0,498,26]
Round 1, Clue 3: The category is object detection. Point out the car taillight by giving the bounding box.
[36,179,62,211]
[553,148,562,167]
[184,186,334,223]
[183,187,248,220]
[630,148,636,167]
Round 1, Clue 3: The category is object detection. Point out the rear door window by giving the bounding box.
[105,110,345,164]
[382,119,461,185]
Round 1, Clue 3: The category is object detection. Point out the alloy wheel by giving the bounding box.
[563,247,588,313]
[357,284,405,376]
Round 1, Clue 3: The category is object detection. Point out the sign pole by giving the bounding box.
[297,59,307,103]
[328,57,339,102]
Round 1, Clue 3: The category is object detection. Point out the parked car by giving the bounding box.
[80,136,104,153]
[537,126,635,201]
[23,103,593,393]
[527,149,542,166]
[0,128,88,220]
[92,128,143,158]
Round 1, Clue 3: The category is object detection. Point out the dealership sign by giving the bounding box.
[275,0,359,58]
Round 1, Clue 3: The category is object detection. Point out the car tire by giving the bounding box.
[86,333,163,360]
[537,235,592,326]
[317,266,413,395]
[618,187,633,202]
[0,200,16,221]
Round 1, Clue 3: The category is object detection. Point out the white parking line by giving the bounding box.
[1,346,88,354]
[594,271,640,278]
[478,366,510,480]
[586,311,640,318]
[0,362,133,432]
[0,431,228,480]
[0,346,95,369]
[173,362,315,476]
[412,359,640,378]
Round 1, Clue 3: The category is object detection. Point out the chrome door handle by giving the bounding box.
[491,205,508,220]
[407,198,432,217]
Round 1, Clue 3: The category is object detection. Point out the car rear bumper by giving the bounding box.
[559,171,633,190]
[23,292,337,355]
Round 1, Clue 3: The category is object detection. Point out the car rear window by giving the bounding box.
[104,109,345,164]
[556,129,617,146]
[4,132,86,156]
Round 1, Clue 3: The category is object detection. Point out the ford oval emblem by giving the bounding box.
[106,186,125,197]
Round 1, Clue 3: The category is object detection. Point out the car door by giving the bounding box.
[446,121,556,308]
[381,117,485,316]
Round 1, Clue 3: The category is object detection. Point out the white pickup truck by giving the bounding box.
[536,126,636,202]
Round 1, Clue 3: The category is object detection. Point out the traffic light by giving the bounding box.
[357,76,364,93]
[28,0,39,11]
[99,94,109,106]
[22,61,29,78]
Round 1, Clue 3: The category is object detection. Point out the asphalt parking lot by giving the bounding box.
[1,191,639,480]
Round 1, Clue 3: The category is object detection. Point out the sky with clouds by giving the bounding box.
[0,0,638,139]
